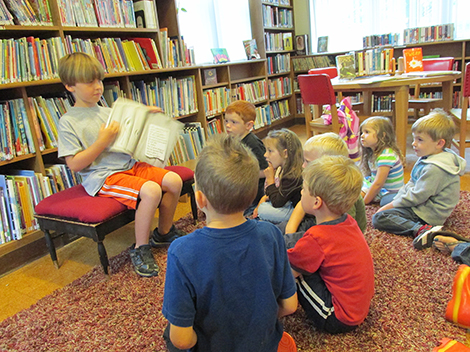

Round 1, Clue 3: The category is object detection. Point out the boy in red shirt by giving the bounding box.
[288,155,374,333]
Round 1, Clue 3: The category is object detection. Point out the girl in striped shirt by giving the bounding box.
[359,116,405,205]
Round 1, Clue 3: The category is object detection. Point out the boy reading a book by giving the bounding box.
[288,155,374,333]
[162,134,297,351]
[224,100,268,215]
[57,52,185,278]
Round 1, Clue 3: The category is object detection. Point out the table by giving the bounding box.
[331,73,461,156]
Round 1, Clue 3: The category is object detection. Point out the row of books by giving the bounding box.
[168,122,206,166]
[0,0,53,26]
[126,76,198,118]
[265,32,293,52]
[0,36,66,84]
[291,55,335,72]
[0,99,38,161]
[403,24,454,45]
[207,118,223,136]
[355,47,395,76]
[267,53,291,74]
[65,35,164,74]
[231,79,269,104]
[159,28,195,68]
[363,33,399,49]
[203,87,231,118]
[262,0,291,6]
[0,165,81,243]
[262,5,293,28]
[252,99,290,130]
[57,0,136,28]
[268,76,292,99]
[371,94,394,112]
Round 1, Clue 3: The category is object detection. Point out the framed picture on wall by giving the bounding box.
[317,36,328,53]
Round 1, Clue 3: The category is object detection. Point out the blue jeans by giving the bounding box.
[372,207,426,237]
[452,243,470,266]
[257,201,294,224]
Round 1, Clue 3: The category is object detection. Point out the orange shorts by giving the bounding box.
[98,162,169,209]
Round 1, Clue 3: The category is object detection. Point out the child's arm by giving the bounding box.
[285,202,305,234]
[252,195,268,218]
[65,121,119,172]
[278,292,298,318]
[169,324,198,350]
[363,166,391,204]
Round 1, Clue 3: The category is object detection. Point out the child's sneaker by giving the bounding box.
[150,225,186,247]
[412,225,443,250]
[129,244,159,277]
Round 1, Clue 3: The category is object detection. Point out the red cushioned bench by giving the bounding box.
[35,165,196,275]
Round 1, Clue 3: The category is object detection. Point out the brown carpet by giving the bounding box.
[1,193,470,351]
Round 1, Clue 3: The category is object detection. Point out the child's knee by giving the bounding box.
[162,171,183,194]
[140,181,163,202]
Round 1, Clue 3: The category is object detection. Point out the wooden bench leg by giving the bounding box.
[44,229,59,269]
[97,241,109,275]
[189,189,198,224]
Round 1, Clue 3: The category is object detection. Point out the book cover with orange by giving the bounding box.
[403,47,423,72]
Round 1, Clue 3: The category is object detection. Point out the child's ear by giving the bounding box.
[195,190,207,210]
[283,149,288,158]
[437,138,446,149]
[65,84,75,93]
[245,121,254,130]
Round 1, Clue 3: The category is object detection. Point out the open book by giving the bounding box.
[106,98,183,168]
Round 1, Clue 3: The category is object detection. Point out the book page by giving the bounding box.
[145,124,169,160]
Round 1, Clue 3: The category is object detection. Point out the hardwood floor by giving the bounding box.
[1,123,469,322]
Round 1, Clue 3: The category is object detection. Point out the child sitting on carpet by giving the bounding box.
[57,52,185,278]
[224,100,268,215]
[162,134,298,351]
[372,109,466,250]
[253,128,303,224]
[287,155,374,334]
[279,133,367,249]
[359,116,405,206]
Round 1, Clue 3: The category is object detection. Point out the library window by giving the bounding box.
[310,0,470,53]
[177,0,252,64]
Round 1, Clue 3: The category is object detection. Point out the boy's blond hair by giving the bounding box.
[195,134,259,214]
[304,132,348,157]
[303,155,362,215]
[225,100,256,124]
[411,109,456,148]
[58,52,105,87]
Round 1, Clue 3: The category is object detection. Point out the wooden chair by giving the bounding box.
[35,166,197,275]
[298,73,339,138]
[451,61,470,158]
[408,57,455,120]
[308,66,364,115]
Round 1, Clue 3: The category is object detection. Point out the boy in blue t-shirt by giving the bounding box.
[162,135,297,352]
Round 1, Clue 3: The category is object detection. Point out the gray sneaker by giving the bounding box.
[129,244,159,277]
[150,225,186,247]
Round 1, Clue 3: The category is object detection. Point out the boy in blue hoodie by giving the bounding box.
[372,109,466,249]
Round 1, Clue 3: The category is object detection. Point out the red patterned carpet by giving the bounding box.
[1,193,470,351]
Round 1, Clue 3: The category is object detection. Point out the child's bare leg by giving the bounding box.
[157,172,183,235]
[135,181,162,247]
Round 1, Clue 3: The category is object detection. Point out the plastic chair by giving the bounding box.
[408,57,455,120]
[277,331,297,352]
[451,61,470,158]
[298,73,339,138]
[308,67,364,115]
